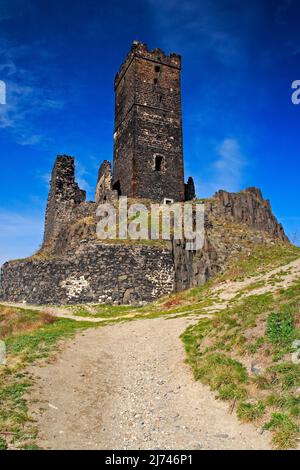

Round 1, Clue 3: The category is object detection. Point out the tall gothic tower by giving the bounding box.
[113,42,185,202]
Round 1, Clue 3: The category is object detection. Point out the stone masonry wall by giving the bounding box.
[113,41,185,202]
[0,244,174,305]
[43,155,86,247]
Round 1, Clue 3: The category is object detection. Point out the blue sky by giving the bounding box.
[0,0,300,265]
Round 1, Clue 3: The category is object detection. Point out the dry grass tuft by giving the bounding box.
[0,307,55,340]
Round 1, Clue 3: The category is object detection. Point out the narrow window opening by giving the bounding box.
[154,78,158,85]
[155,155,163,172]
[164,198,174,206]
[159,95,163,103]
[155,65,161,73]
[113,181,121,196]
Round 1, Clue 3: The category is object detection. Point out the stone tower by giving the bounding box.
[113,41,185,202]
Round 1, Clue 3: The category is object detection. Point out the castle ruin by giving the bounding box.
[0,42,288,305]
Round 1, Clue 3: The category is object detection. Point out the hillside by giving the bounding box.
[0,243,300,450]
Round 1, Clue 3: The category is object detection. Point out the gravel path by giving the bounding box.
[28,316,271,450]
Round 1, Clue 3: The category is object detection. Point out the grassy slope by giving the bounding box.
[181,243,300,449]
[0,306,96,450]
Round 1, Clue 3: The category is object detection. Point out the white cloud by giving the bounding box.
[0,37,65,145]
[203,138,247,196]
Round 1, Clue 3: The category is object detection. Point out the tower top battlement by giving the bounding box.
[114,41,181,89]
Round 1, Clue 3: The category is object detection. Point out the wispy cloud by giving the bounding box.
[202,138,247,196]
[147,0,259,65]
[0,37,65,145]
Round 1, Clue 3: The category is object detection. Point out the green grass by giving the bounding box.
[230,280,267,301]
[64,295,216,320]
[0,305,98,450]
[266,394,300,417]
[237,401,266,422]
[219,243,300,282]
[0,438,7,450]
[5,317,93,362]
[266,311,295,346]
[181,277,300,449]
[263,413,299,449]
[67,303,143,318]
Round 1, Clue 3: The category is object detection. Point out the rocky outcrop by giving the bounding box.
[213,188,288,242]
[173,187,289,292]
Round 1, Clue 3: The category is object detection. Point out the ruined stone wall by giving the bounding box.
[95,160,118,204]
[0,244,174,305]
[43,155,86,247]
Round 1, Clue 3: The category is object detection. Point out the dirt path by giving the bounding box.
[28,316,271,450]
[6,258,300,449]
